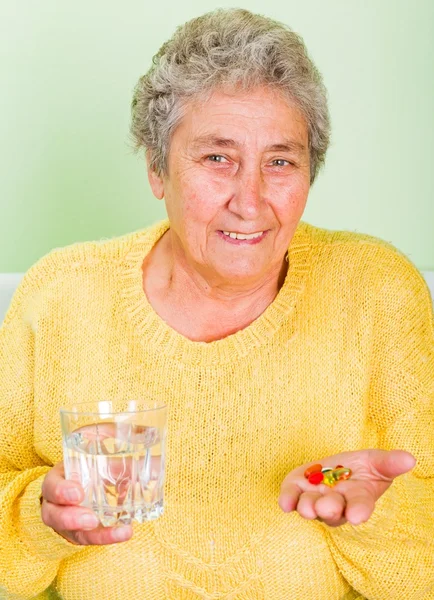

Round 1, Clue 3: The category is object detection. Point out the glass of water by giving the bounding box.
[60,399,167,526]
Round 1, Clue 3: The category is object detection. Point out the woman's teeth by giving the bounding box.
[222,231,264,240]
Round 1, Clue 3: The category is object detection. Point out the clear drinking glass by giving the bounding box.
[60,399,167,526]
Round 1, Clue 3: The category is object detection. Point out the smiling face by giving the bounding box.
[147,86,311,288]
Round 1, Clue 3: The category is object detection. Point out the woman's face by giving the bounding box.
[148,86,311,286]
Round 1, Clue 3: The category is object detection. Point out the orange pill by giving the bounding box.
[304,463,323,478]
[335,464,344,469]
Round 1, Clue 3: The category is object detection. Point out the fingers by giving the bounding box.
[278,481,303,512]
[42,462,84,506]
[41,462,133,546]
[342,484,376,525]
[296,486,375,526]
[314,491,347,526]
[279,476,348,522]
[71,524,133,546]
[282,486,375,527]
[278,448,415,527]
[279,478,347,525]
[41,500,133,545]
[369,449,416,481]
[41,501,99,532]
[279,475,377,527]
[295,490,347,526]
[296,492,323,520]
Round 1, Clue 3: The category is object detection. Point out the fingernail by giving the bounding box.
[79,514,99,530]
[64,488,81,502]
[112,526,131,542]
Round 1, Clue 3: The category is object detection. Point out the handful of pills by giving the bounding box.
[304,463,352,487]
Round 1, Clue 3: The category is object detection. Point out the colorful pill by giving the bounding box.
[323,471,338,487]
[321,467,333,473]
[304,464,323,478]
[333,468,352,481]
[335,465,344,469]
[308,471,324,485]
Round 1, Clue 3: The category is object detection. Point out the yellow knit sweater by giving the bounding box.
[0,220,433,600]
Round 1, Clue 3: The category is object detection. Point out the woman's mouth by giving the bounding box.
[218,230,268,245]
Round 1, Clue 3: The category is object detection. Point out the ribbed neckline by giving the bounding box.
[120,220,313,366]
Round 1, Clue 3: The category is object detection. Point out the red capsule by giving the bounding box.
[335,465,344,469]
[308,471,324,485]
[304,464,323,479]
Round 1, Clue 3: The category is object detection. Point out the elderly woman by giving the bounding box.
[0,8,433,600]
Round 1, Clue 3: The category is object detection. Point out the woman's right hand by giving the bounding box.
[41,462,133,545]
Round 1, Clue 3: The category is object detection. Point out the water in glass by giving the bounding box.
[64,422,164,526]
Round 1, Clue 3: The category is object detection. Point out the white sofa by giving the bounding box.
[1,271,434,326]
[1,274,24,324]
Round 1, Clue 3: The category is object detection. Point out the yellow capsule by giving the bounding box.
[333,468,352,481]
[323,471,338,487]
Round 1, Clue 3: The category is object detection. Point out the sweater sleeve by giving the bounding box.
[0,271,83,599]
[323,248,434,600]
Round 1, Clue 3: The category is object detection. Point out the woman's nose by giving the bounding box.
[227,169,264,220]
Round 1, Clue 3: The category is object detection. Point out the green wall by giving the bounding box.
[1,1,433,272]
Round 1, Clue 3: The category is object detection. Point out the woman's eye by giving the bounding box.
[271,159,291,167]
[206,155,228,163]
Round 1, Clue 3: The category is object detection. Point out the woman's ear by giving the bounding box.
[146,151,164,200]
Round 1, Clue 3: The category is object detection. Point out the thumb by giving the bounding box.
[371,449,416,480]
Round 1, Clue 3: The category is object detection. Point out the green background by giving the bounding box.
[1,1,433,273]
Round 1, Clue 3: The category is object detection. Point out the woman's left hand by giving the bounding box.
[278,449,416,527]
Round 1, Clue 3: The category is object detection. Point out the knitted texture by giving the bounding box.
[0,220,433,600]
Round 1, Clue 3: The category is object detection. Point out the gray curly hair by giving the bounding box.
[130,8,330,184]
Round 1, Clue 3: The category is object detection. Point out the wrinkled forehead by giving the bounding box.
[170,85,309,154]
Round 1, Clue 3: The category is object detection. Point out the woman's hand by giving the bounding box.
[41,462,133,545]
[278,449,416,527]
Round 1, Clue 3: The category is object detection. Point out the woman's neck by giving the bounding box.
[142,230,288,342]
